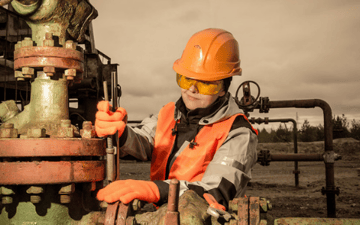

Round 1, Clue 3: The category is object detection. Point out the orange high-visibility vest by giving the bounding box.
[150,102,257,182]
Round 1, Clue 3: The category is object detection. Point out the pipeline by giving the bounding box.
[256,98,337,218]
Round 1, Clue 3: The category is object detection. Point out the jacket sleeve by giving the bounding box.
[118,114,158,161]
[154,126,258,208]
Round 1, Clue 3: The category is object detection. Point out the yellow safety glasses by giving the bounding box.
[176,73,223,95]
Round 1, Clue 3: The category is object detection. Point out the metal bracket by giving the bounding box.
[323,151,335,163]
[321,186,340,196]
[258,150,271,166]
[259,97,270,113]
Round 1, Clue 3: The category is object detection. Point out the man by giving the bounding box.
[95,28,258,209]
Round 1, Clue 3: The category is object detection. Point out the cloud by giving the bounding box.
[90,0,360,126]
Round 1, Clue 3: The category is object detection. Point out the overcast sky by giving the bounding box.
[90,0,360,130]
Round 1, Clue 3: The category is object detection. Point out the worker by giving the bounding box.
[95,28,258,209]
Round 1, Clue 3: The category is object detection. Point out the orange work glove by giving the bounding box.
[95,101,127,137]
[97,179,160,204]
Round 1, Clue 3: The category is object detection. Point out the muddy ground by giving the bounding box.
[119,138,360,223]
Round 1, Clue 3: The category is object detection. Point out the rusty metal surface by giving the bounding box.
[14,56,84,72]
[249,197,260,225]
[238,197,249,225]
[275,217,360,225]
[105,201,120,225]
[165,179,180,225]
[0,160,105,184]
[116,202,133,225]
[0,138,105,157]
[14,46,84,61]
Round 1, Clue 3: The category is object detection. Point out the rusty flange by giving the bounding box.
[14,55,84,72]
[0,160,105,185]
[105,201,134,225]
[14,46,84,62]
[13,35,84,80]
[0,138,105,157]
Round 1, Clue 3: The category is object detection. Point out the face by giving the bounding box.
[181,85,225,110]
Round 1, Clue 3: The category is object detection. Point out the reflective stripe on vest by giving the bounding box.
[150,102,257,182]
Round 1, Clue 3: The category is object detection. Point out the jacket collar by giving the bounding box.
[174,92,243,125]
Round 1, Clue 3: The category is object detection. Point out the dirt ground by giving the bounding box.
[119,138,360,223]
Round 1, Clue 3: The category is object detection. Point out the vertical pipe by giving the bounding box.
[165,179,180,225]
[112,70,120,180]
[103,81,115,182]
[265,99,336,217]
[292,120,299,187]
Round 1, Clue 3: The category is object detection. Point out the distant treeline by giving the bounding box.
[257,114,360,143]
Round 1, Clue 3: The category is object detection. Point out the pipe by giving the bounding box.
[103,81,115,182]
[251,117,299,186]
[269,153,323,161]
[257,99,336,218]
[111,70,121,180]
[165,179,180,225]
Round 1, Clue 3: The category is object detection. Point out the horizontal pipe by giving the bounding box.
[265,99,333,152]
[270,153,323,161]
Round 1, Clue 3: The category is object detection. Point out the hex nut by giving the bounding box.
[22,67,34,75]
[22,37,33,47]
[26,186,44,194]
[80,121,96,138]
[61,119,71,128]
[15,71,25,80]
[60,195,71,204]
[65,40,77,50]
[59,184,75,195]
[2,196,13,204]
[43,66,55,77]
[0,127,18,138]
[1,186,15,195]
[30,195,41,204]
[14,41,22,51]
[27,128,46,138]
[57,127,74,138]
[64,69,76,76]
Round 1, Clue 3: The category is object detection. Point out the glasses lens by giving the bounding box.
[176,73,222,95]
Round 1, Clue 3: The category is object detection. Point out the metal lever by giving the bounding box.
[103,81,115,182]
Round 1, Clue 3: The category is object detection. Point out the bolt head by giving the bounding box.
[30,195,41,204]
[0,127,18,138]
[65,69,76,76]
[22,67,35,75]
[22,38,33,47]
[2,196,13,204]
[65,40,77,50]
[15,71,24,78]
[59,184,75,194]
[80,129,96,139]
[27,128,46,138]
[43,66,55,73]
[60,195,71,204]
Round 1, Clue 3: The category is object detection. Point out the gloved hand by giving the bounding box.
[95,101,127,137]
[96,179,160,204]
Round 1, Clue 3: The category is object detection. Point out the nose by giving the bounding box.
[188,84,199,93]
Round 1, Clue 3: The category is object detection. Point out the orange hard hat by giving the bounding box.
[173,28,242,81]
